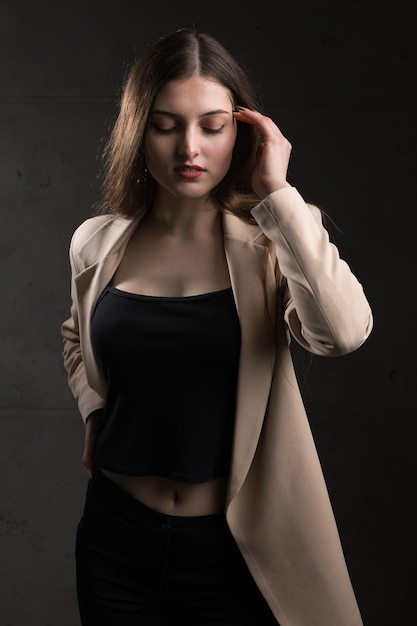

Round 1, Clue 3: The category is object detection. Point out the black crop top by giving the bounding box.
[91,286,241,482]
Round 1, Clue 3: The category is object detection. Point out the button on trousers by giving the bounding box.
[75,470,278,625]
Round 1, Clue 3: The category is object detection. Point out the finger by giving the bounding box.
[233,108,285,141]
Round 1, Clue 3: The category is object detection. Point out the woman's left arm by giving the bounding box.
[253,187,373,355]
[234,108,373,356]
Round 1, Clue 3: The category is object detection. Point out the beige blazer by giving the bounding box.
[61,186,373,626]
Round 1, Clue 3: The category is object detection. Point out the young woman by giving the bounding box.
[61,28,373,626]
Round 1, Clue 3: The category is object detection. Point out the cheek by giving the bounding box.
[144,134,158,158]
[214,133,237,166]
[144,137,167,173]
[143,134,153,165]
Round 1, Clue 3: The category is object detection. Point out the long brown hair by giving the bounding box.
[98,28,262,221]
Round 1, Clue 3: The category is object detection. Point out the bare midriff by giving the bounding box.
[99,469,229,516]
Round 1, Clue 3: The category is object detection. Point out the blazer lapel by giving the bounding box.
[223,212,276,504]
[73,215,141,396]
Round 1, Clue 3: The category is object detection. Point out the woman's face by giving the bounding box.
[144,76,237,203]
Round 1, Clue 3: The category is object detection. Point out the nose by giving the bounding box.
[177,127,200,159]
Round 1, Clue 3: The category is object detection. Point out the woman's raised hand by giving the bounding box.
[233,107,292,198]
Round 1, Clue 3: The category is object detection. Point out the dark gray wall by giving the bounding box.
[1,1,415,624]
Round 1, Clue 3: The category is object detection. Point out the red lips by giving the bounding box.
[174,165,205,179]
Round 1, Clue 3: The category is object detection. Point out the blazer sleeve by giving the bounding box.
[251,186,373,356]
[61,229,105,422]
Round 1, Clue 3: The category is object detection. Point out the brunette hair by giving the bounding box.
[98,28,262,221]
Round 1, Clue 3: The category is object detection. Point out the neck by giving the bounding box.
[148,189,221,239]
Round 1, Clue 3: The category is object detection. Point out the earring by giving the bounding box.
[137,168,148,184]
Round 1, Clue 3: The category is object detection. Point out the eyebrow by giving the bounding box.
[151,109,231,119]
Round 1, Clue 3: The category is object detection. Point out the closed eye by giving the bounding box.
[150,123,226,135]
[151,124,178,134]
[203,125,225,134]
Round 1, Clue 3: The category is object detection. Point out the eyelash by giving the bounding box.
[152,124,225,135]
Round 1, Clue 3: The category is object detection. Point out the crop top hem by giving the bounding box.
[94,460,228,484]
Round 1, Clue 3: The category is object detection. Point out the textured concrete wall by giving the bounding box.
[1,1,415,624]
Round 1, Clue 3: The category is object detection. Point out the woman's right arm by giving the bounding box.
[61,230,105,421]
[61,225,107,474]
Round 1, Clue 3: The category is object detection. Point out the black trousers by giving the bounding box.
[75,470,278,625]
